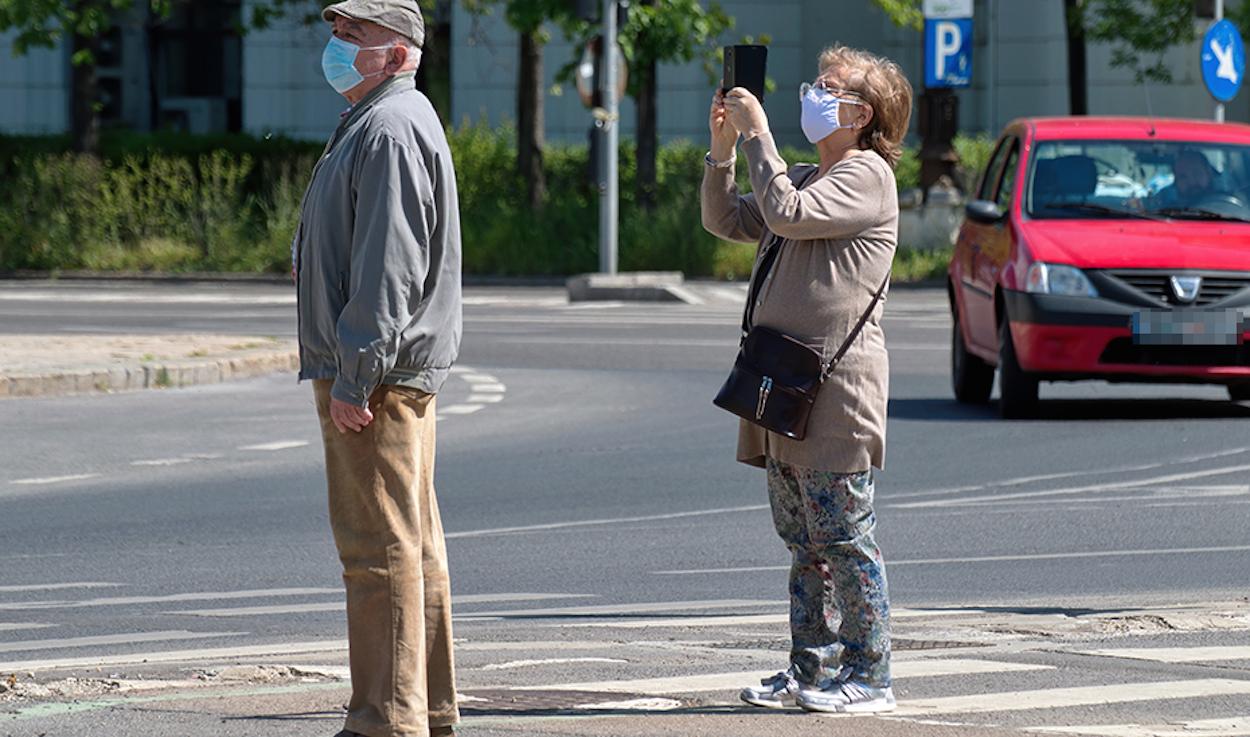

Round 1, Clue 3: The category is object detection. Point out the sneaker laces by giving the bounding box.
[760,668,800,692]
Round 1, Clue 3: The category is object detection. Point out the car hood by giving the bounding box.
[1017,219,1250,271]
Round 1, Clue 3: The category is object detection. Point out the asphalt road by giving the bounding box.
[1,280,1249,737]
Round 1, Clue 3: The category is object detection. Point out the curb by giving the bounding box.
[0,350,300,399]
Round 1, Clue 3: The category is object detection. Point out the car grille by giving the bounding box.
[1104,270,1250,306]
[1099,337,1250,367]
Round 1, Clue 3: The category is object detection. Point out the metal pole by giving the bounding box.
[1216,0,1225,122]
[598,0,619,274]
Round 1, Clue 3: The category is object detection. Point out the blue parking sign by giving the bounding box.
[925,18,973,88]
[1201,19,1244,103]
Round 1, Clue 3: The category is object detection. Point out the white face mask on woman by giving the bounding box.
[799,84,864,144]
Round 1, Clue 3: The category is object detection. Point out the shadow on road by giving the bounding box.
[890,397,1250,422]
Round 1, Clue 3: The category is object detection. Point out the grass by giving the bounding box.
[892,246,952,284]
[707,243,951,284]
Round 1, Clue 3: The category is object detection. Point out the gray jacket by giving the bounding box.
[296,72,462,407]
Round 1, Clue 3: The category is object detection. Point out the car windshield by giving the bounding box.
[1026,139,1250,222]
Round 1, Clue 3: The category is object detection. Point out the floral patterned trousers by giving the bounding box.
[766,458,891,688]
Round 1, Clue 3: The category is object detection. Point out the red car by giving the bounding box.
[949,116,1250,418]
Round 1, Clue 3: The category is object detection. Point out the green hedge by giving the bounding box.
[0,128,988,278]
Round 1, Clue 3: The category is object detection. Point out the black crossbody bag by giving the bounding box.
[713,235,889,441]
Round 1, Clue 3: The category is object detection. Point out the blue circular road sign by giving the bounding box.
[1202,19,1245,103]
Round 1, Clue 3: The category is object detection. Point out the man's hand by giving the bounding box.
[330,397,374,433]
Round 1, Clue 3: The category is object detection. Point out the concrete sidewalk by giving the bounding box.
[0,333,298,399]
[1,676,1028,737]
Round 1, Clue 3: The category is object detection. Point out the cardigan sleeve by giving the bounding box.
[700,160,767,245]
[741,132,889,242]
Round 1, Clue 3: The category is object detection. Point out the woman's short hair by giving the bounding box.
[818,45,913,169]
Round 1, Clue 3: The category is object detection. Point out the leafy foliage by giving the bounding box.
[0,0,172,64]
[869,0,922,31]
[1082,0,1198,83]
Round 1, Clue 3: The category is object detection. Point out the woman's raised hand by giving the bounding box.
[709,87,738,160]
[722,87,769,142]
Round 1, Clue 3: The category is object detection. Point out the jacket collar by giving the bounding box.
[336,71,417,135]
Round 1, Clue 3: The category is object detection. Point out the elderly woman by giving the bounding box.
[701,45,912,714]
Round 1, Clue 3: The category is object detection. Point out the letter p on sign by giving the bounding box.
[925,17,972,88]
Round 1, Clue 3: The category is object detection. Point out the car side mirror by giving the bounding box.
[965,199,1006,225]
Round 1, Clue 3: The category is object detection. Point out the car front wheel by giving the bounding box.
[998,319,1039,419]
[952,309,994,404]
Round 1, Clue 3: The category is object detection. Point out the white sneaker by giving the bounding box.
[796,680,896,713]
[739,668,805,708]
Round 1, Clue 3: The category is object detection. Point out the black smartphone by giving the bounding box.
[722,44,768,102]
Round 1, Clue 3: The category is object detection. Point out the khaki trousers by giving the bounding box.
[314,380,459,737]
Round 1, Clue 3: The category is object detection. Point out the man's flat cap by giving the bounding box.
[323,0,425,48]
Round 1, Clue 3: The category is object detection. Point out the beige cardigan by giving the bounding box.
[701,133,897,473]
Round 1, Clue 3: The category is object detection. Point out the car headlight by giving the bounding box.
[1025,263,1098,297]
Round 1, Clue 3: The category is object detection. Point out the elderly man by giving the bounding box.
[293,2,462,736]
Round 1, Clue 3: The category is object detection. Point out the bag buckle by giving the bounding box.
[756,376,773,420]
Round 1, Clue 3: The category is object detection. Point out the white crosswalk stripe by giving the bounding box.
[6,583,1248,737]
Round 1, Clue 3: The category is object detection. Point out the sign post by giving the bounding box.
[1201,0,1244,122]
[920,0,973,195]
[597,0,619,274]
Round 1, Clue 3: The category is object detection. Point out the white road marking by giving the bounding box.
[1080,645,1250,663]
[887,447,1250,502]
[552,613,789,629]
[890,463,1250,509]
[237,440,309,452]
[0,582,121,593]
[576,697,682,710]
[445,504,768,539]
[0,623,54,632]
[546,607,984,629]
[480,657,628,671]
[0,291,295,305]
[175,602,342,617]
[455,599,780,621]
[521,660,1051,694]
[654,544,1250,574]
[131,458,193,467]
[0,587,340,611]
[0,630,242,654]
[461,374,499,384]
[175,592,593,617]
[894,679,1250,716]
[467,394,504,403]
[0,639,349,673]
[462,296,566,307]
[440,404,483,415]
[10,474,100,486]
[465,383,505,393]
[1033,716,1250,737]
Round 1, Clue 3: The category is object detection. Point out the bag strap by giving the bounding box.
[740,233,782,336]
[821,270,891,381]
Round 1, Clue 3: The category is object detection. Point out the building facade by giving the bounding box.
[1,1,1247,147]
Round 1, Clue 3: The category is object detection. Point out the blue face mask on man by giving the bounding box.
[322,36,393,94]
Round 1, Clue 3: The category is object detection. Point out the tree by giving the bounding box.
[620,0,731,209]
[464,0,570,209]
[1082,0,1197,84]
[0,0,175,154]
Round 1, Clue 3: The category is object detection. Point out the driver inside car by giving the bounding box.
[1150,149,1222,207]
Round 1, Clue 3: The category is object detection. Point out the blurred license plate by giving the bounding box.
[1131,309,1244,346]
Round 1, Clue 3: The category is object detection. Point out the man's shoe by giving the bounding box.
[796,680,896,713]
[430,727,456,737]
[739,668,806,708]
[332,732,364,737]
